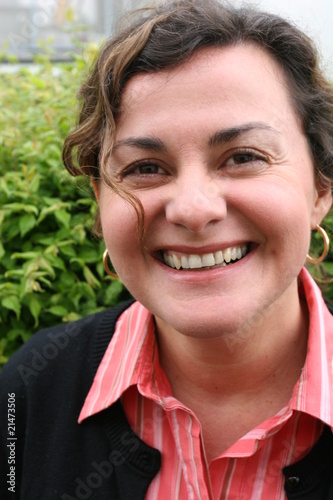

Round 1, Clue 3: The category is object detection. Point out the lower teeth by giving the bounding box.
[169,260,234,270]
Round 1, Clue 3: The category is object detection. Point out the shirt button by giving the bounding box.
[286,475,301,488]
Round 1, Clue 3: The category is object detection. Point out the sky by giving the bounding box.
[234,0,333,76]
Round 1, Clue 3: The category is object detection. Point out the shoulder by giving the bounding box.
[0,300,134,400]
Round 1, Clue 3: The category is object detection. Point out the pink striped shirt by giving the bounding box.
[79,268,333,499]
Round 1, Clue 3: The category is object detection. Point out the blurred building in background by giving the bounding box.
[0,0,332,74]
[0,0,148,61]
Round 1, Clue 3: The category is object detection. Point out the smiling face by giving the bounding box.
[97,44,331,338]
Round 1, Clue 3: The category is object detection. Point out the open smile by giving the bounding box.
[162,244,249,270]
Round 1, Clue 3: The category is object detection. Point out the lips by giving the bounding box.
[162,244,248,270]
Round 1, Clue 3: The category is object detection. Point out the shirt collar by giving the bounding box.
[289,267,333,427]
[79,302,157,423]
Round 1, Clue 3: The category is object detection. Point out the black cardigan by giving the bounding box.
[1,301,333,499]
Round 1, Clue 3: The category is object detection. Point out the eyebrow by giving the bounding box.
[113,136,167,152]
[112,122,279,153]
[209,122,279,147]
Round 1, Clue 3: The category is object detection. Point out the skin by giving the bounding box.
[94,44,332,457]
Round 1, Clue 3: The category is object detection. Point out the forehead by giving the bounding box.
[117,44,301,136]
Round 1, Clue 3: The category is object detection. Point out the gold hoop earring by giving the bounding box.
[306,225,330,264]
[103,249,119,279]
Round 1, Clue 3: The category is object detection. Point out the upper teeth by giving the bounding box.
[163,245,247,270]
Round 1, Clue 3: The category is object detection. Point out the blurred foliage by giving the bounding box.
[0,47,130,368]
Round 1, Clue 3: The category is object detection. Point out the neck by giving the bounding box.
[155,289,308,405]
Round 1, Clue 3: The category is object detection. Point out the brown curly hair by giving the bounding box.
[62,0,333,235]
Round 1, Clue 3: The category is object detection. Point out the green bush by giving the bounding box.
[0,50,332,369]
[0,53,130,367]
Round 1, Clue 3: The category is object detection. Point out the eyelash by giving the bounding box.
[224,148,267,167]
[120,148,268,178]
[122,160,165,177]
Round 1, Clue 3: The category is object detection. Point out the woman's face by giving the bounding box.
[97,44,331,338]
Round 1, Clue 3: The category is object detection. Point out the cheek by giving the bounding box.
[99,196,140,258]
[235,179,313,249]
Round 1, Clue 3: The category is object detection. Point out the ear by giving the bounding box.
[91,178,100,202]
[310,184,332,228]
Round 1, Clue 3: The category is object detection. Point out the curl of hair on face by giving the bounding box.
[62,0,333,236]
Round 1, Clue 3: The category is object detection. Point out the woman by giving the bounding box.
[1,0,333,498]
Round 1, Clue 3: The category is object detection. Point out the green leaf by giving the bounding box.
[37,202,70,224]
[47,305,68,317]
[5,219,21,241]
[29,174,40,193]
[103,280,126,305]
[60,245,76,258]
[37,256,56,279]
[28,296,42,327]
[11,251,38,261]
[2,296,21,319]
[21,331,32,342]
[0,242,5,259]
[59,272,76,288]
[19,213,36,237]
[5,270,25,278]
[55,209,71,229]
[63,312,81,322]
[65,6,76,23]
[0,210,5,227]
[78,246,99,263]
[7,329,23,341]
[83,266,101,289]
[31,76,46,89]
[70,257,85,268]
[46,255,66,271]
[38,276,53,288]
[3,202,39,215]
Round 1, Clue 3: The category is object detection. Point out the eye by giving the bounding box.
[116,160,169,189]
[225,150,267,166]
[122,161,166,176]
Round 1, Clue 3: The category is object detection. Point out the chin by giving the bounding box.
[154,303,254,340]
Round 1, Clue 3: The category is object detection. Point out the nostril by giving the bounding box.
[165,188,227,232]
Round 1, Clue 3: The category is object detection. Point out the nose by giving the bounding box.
[165,173,227,232]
